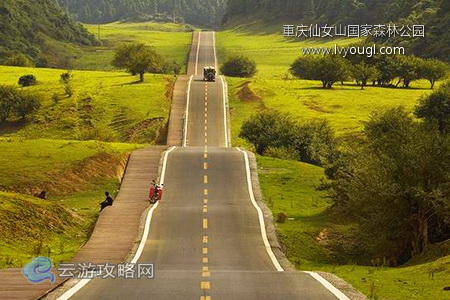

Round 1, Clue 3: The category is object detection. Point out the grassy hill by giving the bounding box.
[0,139,141,268]
[0,0,97,68]
[0,66,173,143]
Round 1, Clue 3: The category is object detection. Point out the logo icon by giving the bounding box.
[22,257,55,284]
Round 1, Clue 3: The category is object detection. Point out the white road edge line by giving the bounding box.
[212,31,218,71]
[304,272,350,300]
[236,147,283,272]
[195,32,201,76]
[219,75,229,148]
[57,146,177,300]
[183,75,193,147]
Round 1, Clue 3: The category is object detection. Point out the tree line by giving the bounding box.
[290,52,449,89]
[57,0,227,28]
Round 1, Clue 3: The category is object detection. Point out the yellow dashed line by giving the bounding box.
[205,138,208,144]
[203,266,209,271]
[203,218,208,229]
[202,271,210,277]
[203,236,208,243]
[204,162,208,170]
[203,207,208,213]
[204,189,208,196]
[204,199,208,204]
[201,281,211,289]
[203,257,209,263]
[202,247,208,254]
[204,153,208,159]
[204,175,208,184]
[205,119,208,124]
[201,296,211,300]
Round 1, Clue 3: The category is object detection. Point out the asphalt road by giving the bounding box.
[68,32,342,300]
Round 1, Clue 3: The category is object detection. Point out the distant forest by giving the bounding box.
[224,0,450,61]
[56,0,227,28]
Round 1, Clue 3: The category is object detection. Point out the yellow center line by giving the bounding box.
[203,257,209,263]
[205,119,208,124]
[203,236,208,243]
[205,138,208,144]
[204,175,208,184]
[203,162,208,170]
[203,207,208,213]
[202,247,208,254]
[201,281,211,290]
[203,218,208,229]
[204,153,208,159]
[203,266,209,271]
[204,198,208,204]
[201,296,211,300]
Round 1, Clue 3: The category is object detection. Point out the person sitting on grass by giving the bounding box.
[100,191,114,212]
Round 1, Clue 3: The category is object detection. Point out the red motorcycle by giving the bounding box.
[149,184,163,204]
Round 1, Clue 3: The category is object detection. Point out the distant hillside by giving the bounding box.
[0,0,97,67]
[57,0,227,28]
[223,0,449,61]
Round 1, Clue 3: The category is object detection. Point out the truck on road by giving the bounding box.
[203,66,216,82]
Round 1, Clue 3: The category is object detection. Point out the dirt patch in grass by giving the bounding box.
[237,81,262,102]
[303,100,333,113]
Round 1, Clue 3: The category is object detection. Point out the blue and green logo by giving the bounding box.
[22,257,55,284]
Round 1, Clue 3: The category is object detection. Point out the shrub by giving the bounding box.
[240,111,336,165]
[60,72,73,84]
[0,85,41,122]
[220,55,257,77]
[18,75,37,87]
[5,53,35,67]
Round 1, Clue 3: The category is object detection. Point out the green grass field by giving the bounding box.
[0,66,172,143]
[75,21,193,72]
[258,156,450,300]
[218,30,450,299]
[217,30,439,139]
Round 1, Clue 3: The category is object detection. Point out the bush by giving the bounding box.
[240,111,335,165]
[0,85,41,122]
[5,53,35,67]
[18,75,37,87]
[220,55,257,77]
[60,72,73,84]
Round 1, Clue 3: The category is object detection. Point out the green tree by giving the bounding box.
[0,86,17,122]
[330,107,450,262]
[112,43,164,81]
[418,58,449,89]
[220,55,257,78]
[351,63,380,89]
[239,111,295,154]
[290,55,350,88]
[415,82,450,134]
